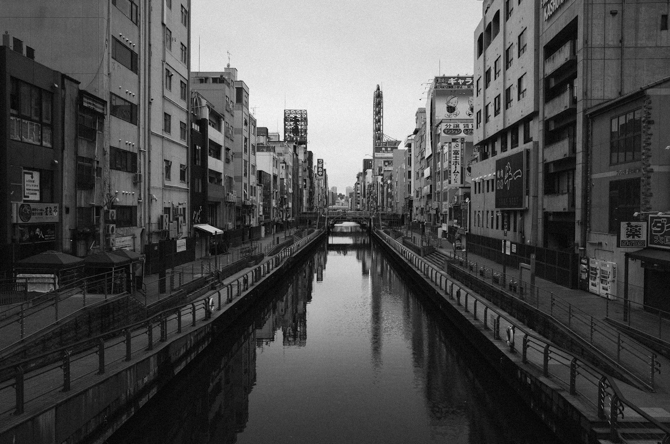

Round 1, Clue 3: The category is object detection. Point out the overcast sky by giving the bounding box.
[192,0,482,191]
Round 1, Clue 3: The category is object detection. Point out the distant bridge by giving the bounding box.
[298,211,402,228]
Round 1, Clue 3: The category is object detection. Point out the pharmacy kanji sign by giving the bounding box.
[618,221,647,248]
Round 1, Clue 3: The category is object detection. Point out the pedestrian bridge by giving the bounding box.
[298,211,401,228]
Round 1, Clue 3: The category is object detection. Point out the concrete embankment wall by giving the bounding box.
[0,232,325,444]
[372,231,598,444]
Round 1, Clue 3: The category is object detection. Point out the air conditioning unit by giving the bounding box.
[106,224,116,235]
[177,215,184,233]
[106,209,117,221]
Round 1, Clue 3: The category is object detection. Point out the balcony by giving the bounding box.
[225,192,236,203]
[544,40,575,77]
[545,85,577,120]
[543,191,575,212]
[208,183,225,200]
[544,137,576,163]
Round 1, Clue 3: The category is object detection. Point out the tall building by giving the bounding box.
[372,85,400,183]
[472,0,539,249]
[1,1,193,267]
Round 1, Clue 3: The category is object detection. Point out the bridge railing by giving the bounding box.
[374,229,670,443]
[0,230,323,419]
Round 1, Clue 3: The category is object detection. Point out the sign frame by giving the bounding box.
[617,221,647,248]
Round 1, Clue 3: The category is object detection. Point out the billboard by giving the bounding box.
[618,221,647,248]
[495,151,525,209]
[284,109,308,144]
[317,159,324,177]
[649,215,670,250]
[450,139,462,186]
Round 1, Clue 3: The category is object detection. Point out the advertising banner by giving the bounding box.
[495,151,525,209]
[649,215,670,250]
[317,159,324,177]
[12,203,59,224]
[23,170,40,201]
[451,140,462,186]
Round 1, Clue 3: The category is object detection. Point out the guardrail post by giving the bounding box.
[19,304,25,339]
[456,289,461,306]
[160,316,167,341]
[590,316,595,343]
[616,333,622,363]
[543,344,550,377]
[483,307,489,330]
[217,290,222,310]
[473,300,478,320]
[522,335,528,363]
[125,329,132,361]
[177,308,182,333]
[191,303,197,326]
[651,354,661,389]
[15,366,24,415]
[146,323,153,351]
[506,325,515,352]
[570,358,577,395]
[62,350,71,392]
[97,338,105,374]
[464,293,469,312]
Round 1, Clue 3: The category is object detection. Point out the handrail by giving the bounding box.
[0,229,324,418]
[375,229,670,443]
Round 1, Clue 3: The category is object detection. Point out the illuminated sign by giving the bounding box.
[543,0,568,21]
[451,140,462,186]
[649,215,670,250]
[495,151,525,209]
[434,76,474,90]
[317,159,324,177]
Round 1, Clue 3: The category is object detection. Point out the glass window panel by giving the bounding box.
[42,92,52,124]
[20,82,31,117]
[31,85,41,120]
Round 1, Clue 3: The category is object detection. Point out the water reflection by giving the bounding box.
[108,237,560,444]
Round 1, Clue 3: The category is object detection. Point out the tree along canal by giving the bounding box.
[107,231,562,444]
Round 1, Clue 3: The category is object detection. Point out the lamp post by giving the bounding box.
[464,197,470,265]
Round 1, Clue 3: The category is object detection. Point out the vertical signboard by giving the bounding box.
[451,139,462,186]
[24,170,40,201]
[495,151,525,209]
[648,215,670,250]
[317,159,324,177]
[618,221,647,248]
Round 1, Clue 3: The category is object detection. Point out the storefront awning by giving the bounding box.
[627,248,670,269]
[194,224,224,235]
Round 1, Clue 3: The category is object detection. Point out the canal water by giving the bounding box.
[108,230,561,444]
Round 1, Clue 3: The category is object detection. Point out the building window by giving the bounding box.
[194,144,202,165]
[10,78,53,146]
[510,125,519,148]
[494,95,501,116]
[180,43,187,64]
[180,121,187,140]
[494,57,501,79]
[501,133,508,152]
[505,85,513,109]
[485,68,492,88]
[180,164,187,182]
[609,179,640,233]
[181,5,188,26]
[476,110,482,128]
[166,0,171,10]
[180,80,187,101]
[165,68,173,91]
[523,120,533,143]
[244,159,248,177]
[112,0,138,24]
[209,142,221,159]
[506,44,514,69]
[163,113,171,133]
[110,146,138,172]
[164,160,172,181]
[610,109,642,164]
[517,74,527,100]
[518,29,527,57]
[485,103,491,122]
[110,93,138,125]
[506,0,513,19]
[165,27,172,51]
[112,38,138,73]
[76,157,96,189]
[115,206,137,228]
[662,14,669,31]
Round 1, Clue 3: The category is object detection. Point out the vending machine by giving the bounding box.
[598,261,617,300]
[588,258,600,295]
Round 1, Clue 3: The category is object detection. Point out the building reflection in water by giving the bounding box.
[109,235,559,444]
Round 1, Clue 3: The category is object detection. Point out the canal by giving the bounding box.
[107,230,561,444]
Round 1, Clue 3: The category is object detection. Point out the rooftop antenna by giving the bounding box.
[227,51,231,68]
[198,36,201,71]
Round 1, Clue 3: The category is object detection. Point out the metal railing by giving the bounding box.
[0,230,322,419]
[376,230,670,443]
